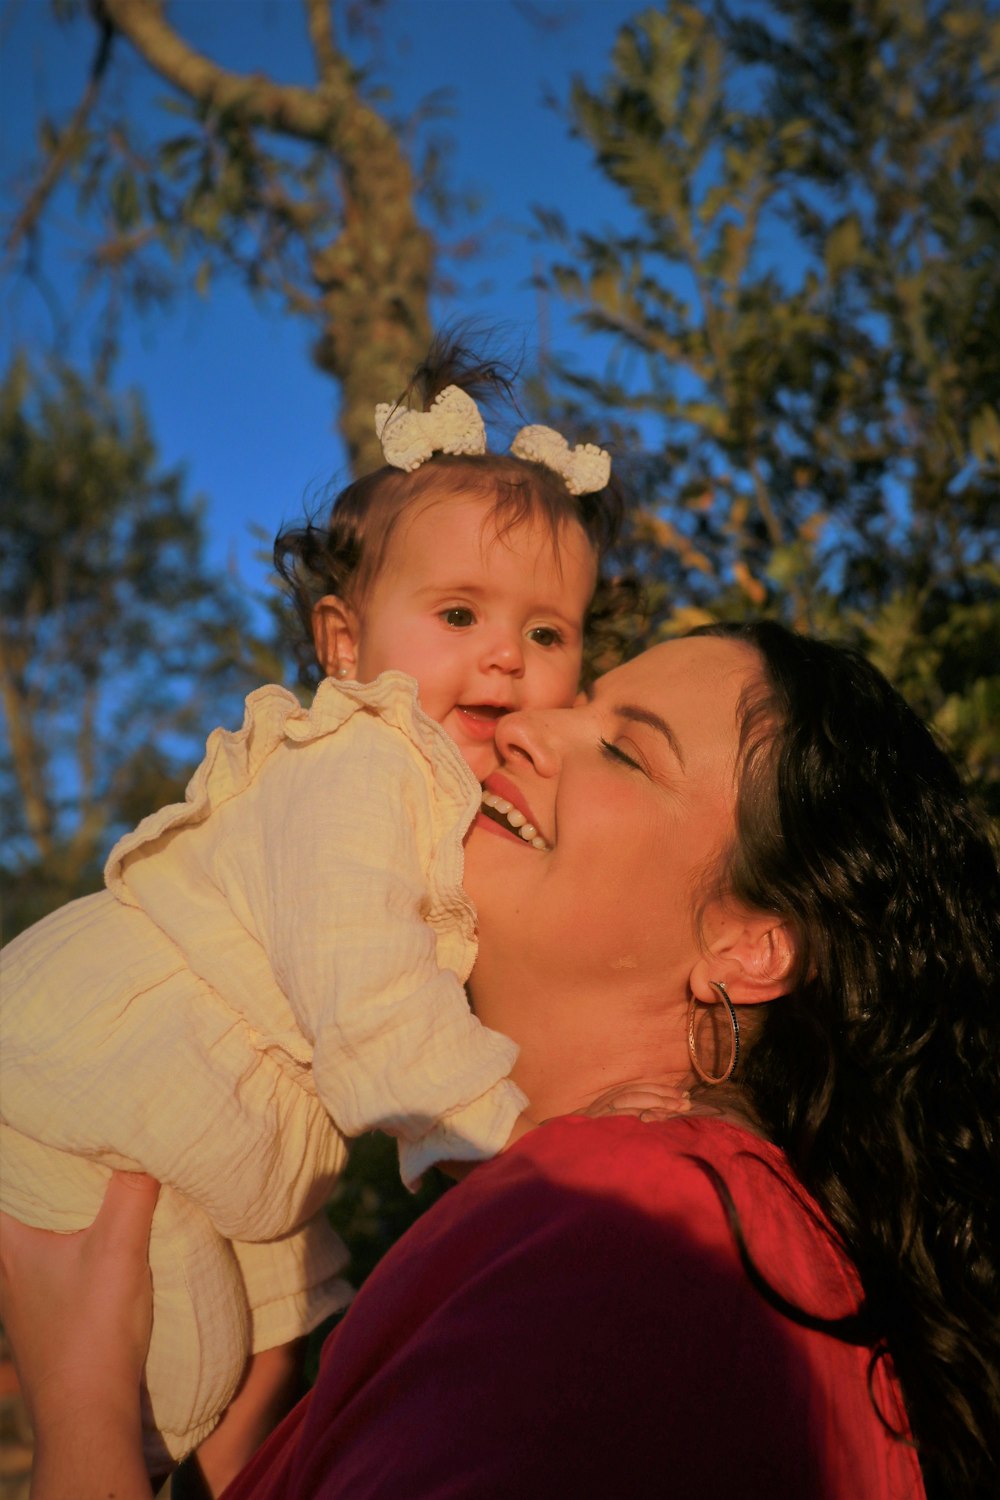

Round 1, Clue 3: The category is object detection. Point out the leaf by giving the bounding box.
[824,215,863,278]
[733,559,767,605]
[110,171,141,231]
[969,404,1000,466]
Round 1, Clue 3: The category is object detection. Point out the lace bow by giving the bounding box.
[374,385,487,472]
[509,425,611,495]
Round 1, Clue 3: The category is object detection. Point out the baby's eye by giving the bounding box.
[528,625,563,648]
[441,607,476,628]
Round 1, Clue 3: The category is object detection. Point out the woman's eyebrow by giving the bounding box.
[616,705,686,768]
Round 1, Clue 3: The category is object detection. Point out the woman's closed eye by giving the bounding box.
[600,737,646,772]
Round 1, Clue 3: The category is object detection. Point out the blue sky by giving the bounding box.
[2,0,646,593]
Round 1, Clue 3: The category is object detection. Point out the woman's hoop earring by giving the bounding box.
[687,981,740,1086]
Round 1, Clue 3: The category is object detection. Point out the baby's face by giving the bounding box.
[353,492,596,780]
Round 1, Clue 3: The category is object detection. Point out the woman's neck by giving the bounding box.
[509,1025,694,1124]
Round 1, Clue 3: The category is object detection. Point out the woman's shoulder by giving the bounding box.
[501,1111,794,1204]
[459,1114,862,1313]
[296,1112,922,1500]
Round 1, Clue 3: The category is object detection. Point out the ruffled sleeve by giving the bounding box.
[107,672,526,1186]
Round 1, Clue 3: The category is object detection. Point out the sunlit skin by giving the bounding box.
[463,637,795,1121]
[313,492,597,781]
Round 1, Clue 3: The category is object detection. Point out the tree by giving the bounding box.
[541,0,1000,809]
[5,0,438,473]
[0,355,274,936]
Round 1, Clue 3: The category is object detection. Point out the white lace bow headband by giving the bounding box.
[374,385,611,496]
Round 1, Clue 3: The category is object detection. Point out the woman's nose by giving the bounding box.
[494,708,563,777]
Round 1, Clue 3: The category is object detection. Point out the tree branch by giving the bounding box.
[303,0,339,86]
[0,631,54,860]
[94,0,434,473]
[3,14,115,270]
[99,0,385,146]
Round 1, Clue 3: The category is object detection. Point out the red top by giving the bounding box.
[224,1115,925,1499]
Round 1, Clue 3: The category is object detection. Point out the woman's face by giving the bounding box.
[463,636,762,1106]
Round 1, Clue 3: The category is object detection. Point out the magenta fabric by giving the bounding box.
[224,1115,925,1500]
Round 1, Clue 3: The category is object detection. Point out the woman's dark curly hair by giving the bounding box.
[274,336,632,687]
[695,620,1000,1500]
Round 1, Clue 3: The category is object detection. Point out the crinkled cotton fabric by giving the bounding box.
[0,672,525,1468]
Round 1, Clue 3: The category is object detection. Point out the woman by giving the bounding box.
[3,623,998,1499]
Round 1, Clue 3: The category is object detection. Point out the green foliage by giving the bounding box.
[327,1135,451,1283]
[0,355,276,937]
[542,0,1000,814]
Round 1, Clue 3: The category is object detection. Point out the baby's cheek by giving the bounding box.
[464,742,501,783]
[534,653,585,709]
[563,646,587,704]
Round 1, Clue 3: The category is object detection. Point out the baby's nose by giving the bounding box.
[481,630,525,674]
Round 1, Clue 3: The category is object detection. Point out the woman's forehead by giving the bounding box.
[592,639,759,777]
[599,637,759,701]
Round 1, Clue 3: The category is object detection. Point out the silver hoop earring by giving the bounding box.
[686,980,740,1086]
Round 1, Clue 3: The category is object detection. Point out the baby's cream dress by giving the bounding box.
[0,672,525,1470]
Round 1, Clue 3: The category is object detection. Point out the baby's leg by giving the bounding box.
[232,1210,353,1354]
[179,1342,307,1498]
[0,1127,250,1473]
[143,1184,250,1472]
[181,1213,353,1493]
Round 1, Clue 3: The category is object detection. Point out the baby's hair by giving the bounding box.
[274,333,627,687]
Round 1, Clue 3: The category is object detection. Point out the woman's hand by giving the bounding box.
[0,1171,159,1500]
[583,1079,691,1122]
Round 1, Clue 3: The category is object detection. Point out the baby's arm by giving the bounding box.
[437,1107,540,1183]
[481,1085,690,1175]
[252,721,526,1182]
[504,1109,539,1148]
[441,1084,692,1179]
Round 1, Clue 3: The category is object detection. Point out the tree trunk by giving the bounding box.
[98,0,433,475]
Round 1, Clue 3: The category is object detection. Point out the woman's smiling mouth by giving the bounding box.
[479,776,550,850]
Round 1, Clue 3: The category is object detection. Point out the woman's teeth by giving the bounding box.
[481,792,550,850]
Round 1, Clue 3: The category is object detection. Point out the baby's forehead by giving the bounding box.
[391,485,593,563]
[435,490,586,552]
[408,473,588,533]
[354,460,601,613]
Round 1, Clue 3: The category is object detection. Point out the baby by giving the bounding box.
[0,354,620,1472]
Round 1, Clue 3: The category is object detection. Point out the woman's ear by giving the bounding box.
[690,902,798,1007]
[312,595,361,678]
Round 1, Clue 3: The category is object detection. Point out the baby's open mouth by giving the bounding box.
[480,792,550,850]
[457,704,511,743]
[459,704,509,722]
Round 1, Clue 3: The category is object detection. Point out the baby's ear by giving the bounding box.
[690,901,798,1007]
[312,595,361,678]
